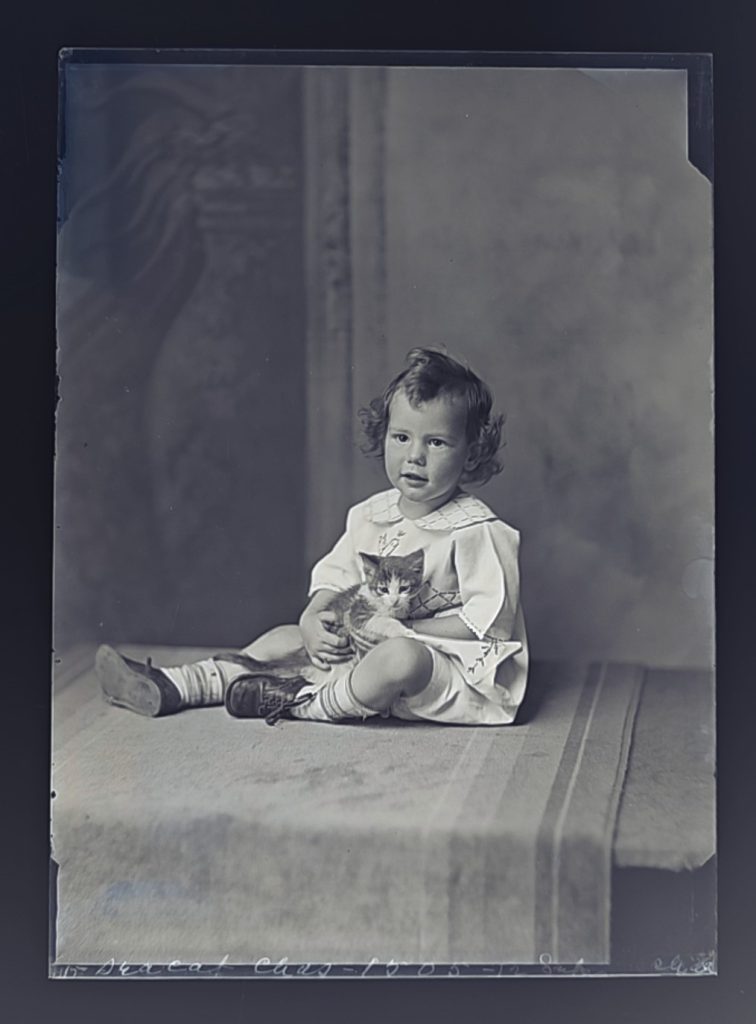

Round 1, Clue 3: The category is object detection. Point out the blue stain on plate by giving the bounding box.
[103,880,187,916]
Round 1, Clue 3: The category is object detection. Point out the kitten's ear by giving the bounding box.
[359,552,380,578]
[406,549,425,575]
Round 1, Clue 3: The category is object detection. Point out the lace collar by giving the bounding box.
[363,489,498,531]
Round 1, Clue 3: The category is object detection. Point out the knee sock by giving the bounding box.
[162,659,246,708]
[289,670,379,723]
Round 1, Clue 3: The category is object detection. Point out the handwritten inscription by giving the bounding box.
[653,952,716,976]
[52,951,715,979]
[52,957,231,978]
[49,956,589,979]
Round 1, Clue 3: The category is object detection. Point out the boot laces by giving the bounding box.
[265,690,316,726]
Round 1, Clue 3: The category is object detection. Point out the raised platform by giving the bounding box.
[50,648,715,972]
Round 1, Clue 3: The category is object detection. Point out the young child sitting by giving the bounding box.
[96,348,529,726]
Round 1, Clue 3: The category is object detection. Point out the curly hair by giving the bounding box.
[358,348,505,485]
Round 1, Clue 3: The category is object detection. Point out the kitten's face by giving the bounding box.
[359,550,425,616]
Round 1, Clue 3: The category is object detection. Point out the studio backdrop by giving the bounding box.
[55,62,713,671]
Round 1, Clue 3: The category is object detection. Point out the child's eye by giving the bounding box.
[429,438,447,448]
[392,432,409,443]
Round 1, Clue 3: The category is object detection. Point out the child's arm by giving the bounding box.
[302,589,339,617]
[300,590,352,669]
[407,615,477,641]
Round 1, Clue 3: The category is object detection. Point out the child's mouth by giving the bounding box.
[401,472,427,484]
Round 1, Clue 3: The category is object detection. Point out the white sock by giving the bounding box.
[289,670,379,722]
[162,659,246,708]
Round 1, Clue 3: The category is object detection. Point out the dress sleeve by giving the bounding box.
[452,521,521,640]
[308,507,362,596]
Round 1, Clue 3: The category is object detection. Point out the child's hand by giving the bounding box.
[300,608,353,670]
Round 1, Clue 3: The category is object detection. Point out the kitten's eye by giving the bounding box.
[376,584,388,593]
[399,585,409,593]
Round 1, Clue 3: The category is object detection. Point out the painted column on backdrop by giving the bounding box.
[303,67,388,567]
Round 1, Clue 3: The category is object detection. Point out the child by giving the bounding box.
[96,348,528,726]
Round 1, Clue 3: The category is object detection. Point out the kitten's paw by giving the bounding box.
[366,615,408,639]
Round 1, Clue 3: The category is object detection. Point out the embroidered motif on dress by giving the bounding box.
[377,529,405,556]
[410,584,461,617]
[467,635,511,674]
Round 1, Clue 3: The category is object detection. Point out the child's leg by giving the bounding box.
[288,637,433,723]
[96,626,305,717]
[240,625,306,661]
[351,637,433,708]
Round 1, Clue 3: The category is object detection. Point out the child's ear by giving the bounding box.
[464,443,481,471]
[359,552,380,578]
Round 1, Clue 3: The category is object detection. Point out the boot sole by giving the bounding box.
[95,645,163,717]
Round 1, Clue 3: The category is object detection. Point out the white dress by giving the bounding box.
[309,489,529,725]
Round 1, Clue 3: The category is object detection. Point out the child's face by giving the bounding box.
[384,390,472,516]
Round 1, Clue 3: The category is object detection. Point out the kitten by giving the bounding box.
[328,549,425,658]
[215,549,425,682]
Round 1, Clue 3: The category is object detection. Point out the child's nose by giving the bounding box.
[407,442,426,464]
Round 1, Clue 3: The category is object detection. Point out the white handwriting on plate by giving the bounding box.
[653,952,716,975]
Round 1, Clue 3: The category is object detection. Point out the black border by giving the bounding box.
[56,49,714,183]
[4,0,755,1021]
[51,47,715,981]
